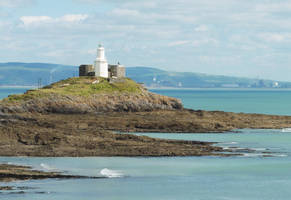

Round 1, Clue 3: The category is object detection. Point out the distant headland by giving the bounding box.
[1,62,291,88]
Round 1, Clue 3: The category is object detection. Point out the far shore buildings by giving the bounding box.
[79,45,126,79]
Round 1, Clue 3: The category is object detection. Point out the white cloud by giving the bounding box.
[87,49,96,55]
[110,8,196,24]
[192,38,219,47]
[168,40,189,47]
[194,25,209,32]
[0,0,35,7]
[259,33,286,42]
[20,14,88,26]
[20,16,52,26]
[111,8,140,17]
[60,14,89,22]
[123,2,157,9]
[255,2,291,12]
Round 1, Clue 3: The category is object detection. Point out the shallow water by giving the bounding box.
[1,89,291,199]
[2,129,291,199]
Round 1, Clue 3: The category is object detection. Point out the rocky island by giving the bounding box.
[0,77,291,157]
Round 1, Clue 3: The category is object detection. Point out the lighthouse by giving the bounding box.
[94,44,108,78]
[79,44,126,78]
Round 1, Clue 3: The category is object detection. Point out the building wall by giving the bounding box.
[79,65,94,76]
[79,64,126,78]
[109,65,126,78]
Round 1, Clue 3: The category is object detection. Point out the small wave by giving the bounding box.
[282,128,291,132]
[241,153,288,158]
[222,146,230,150]
[272,154,288,157]
[249,148,268,151]
[241,153,265,157]
[6,162,26,167]
[40,163,58,172]
[220,142,238,145]
[100,168,124,178]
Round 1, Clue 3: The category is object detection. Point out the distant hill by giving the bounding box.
[127,67,291,88]
[0,62,290,88]
[0,62,77,86]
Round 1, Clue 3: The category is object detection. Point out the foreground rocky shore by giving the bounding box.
[0,109,291,157]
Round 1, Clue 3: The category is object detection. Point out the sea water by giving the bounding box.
[151,88,291,115]
[1,88,291,199]
[0,88,30,100]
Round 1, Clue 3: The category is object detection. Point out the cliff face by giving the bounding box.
[0,77,183,114]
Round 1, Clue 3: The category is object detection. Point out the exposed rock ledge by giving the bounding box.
[0,111,224,157]
[0,92,182,114]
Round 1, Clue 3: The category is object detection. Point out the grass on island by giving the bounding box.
[3,77,144,102]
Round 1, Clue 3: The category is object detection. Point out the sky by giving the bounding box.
[1,0,291,81]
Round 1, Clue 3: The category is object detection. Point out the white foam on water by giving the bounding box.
[241,153,288,158]
[249,148,268,151]
[100,168,124,178]
[40,163,58,172]
[222,146,230,150]
[241,153,265,157]
[272,154,288,157]
[282,128,291,133]
[220,142,238,145]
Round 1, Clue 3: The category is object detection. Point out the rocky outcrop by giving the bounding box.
[0,92,182,114]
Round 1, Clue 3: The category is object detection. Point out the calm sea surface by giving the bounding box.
[151,88,291,115]
[1,88,291,200]
[0,88,30,100]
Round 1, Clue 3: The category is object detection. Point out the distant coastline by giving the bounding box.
[148,87,291,91]
[1,62,291,89]
[1,85,291,91]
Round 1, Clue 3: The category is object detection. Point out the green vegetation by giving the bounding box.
[3,77,143,102]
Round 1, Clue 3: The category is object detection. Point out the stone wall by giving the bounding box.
[79,64,126,78]
[109,65,126,78]
[79,65,94,76]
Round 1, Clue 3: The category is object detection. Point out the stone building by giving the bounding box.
[79,45,126,78]
[108,63,125,78]
[79,65,94,76]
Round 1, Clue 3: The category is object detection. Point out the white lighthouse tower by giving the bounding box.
[94,44,108,78]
